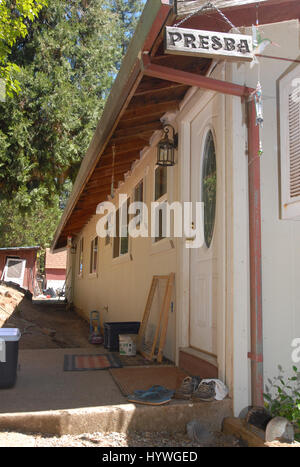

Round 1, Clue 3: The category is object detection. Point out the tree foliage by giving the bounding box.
[0,197,62,248]
[0,0,47,97]
[0,0,144,247]
[110,0,146,55]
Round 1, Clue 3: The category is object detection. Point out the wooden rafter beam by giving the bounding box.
[134,80,187,96]
[117,113,172,130]
[142,59,254,97]
[103,139,150,155]
[94,153,139,169]
[150,55,210,71]
[130,81,189,106]
[87,163,133,181]
[77,185,114,199]
[121,100,180,122]
[64,218,94,230]
[82,179,124,195]
[112,121,163,141]
[98,152,140,167]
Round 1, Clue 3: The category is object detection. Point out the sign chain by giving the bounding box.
[174,2,215,28]
[213,4,240,33]
[174,1,240,33]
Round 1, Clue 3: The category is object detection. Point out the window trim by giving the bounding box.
[134,178,144,204]
[132,177,145,230]
[153,165,168,244]
[154,165,168,202]
[280,64,300,219]
[104,218,111,247]
[113,197,130,259]
[89,236,99,276]
[201,128,217,249]
[78,237,84,277]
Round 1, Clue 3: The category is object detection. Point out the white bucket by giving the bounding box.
[119,334,136,356]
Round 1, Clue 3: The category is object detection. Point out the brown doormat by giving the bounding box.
[112,352,173,367]
[109,367,188,396]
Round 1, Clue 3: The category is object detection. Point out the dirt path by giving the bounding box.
[0,284,94,349]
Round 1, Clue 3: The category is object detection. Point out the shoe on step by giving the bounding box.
[174,376,202,400]
[192,380,216,401]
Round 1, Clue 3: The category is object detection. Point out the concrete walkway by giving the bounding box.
[0,348,126,413]
[0,348,232,435]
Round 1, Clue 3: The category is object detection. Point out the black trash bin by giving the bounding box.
[0,328,21,389]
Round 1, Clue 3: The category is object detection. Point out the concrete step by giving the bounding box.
[179,348,218,378]
[0,348,232,436]
[0,398,233,436]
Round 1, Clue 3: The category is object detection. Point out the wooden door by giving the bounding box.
[189,93,224,357]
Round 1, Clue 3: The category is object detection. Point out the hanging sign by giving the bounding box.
[165,26,253,62]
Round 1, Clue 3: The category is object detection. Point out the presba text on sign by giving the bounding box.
[165,26,253,61]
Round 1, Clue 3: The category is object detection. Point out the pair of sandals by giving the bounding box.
[127,385,174,405]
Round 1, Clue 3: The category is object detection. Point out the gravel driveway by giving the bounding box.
[0,430,241,447]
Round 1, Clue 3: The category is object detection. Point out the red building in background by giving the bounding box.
[45,248,67,293]
[0,246,40,294]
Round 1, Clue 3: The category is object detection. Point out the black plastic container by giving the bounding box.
[0,329,21,389]
[104,322,140,351]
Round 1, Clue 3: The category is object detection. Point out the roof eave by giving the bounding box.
[51,0,174,251]
[0,246,41,251]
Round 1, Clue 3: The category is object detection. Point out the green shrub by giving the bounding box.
[264,365,300,440]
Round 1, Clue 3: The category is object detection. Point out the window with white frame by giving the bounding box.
[105,218,110,246]
[280,65,300,219]
[154,166,168,242]
[154,166,167,201]
[134,179,144,203]
[113,198,130,258]
[78,237,84,275]
[89,236,98,274]
[133,178,144,227]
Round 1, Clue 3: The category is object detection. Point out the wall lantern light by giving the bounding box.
[67,236,76,254]
[157,124,178,167]
[71,245,77,254]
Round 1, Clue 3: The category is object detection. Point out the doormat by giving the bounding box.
[64,353,122,371]
[109,366,188,396]
[112,352,173,367]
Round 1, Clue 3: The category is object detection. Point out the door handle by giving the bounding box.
[185,222,196,241]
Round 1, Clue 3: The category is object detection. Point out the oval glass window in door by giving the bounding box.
[202,130,217,248]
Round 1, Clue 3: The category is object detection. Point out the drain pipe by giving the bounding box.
[247,98,264,406]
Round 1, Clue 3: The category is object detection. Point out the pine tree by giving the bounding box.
[0,0,143,208]
[0,0,144,247]
[110,0,145,55]
[0,0,47,97]
[0,197,63,248]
